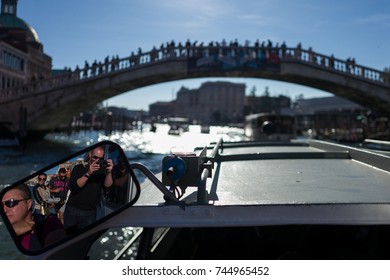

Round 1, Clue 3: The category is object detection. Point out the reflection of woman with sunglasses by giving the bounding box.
[1,184,66,251]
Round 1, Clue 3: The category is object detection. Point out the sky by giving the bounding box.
[17,0,390,111]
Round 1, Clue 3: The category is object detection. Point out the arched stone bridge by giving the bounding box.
[0,42,389,135]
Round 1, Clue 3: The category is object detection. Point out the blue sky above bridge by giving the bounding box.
[19,0,390,110]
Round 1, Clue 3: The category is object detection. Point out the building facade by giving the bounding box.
[149,101,176,120]
[175,81,246,125]
[0,0,52,89]
[287,96,372,141]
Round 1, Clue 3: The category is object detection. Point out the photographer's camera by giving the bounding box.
[99,160,108,169]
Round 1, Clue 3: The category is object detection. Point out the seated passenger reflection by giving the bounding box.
[1,184,66,250]
[64,145,114,232]
[32,172,53,221]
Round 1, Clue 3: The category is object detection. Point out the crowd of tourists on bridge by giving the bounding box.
[69,38,294,78]
[0,39,387,101]
[57,39,378,81]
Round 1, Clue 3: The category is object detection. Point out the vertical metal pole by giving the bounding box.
[136,228,155,260]
[197,167,209,204]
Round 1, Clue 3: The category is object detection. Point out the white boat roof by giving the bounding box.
[212,145,389,205]
[129,140,390,227]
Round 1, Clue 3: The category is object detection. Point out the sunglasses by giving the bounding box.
[91,155,104,161]
[38,177,46,181]
[2,199,28,208]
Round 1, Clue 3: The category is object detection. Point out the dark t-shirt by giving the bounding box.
[20,214,65,250]
[67,164,108,211]
[48,176,69,200]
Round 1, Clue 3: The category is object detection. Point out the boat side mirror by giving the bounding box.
[0,140,140,256]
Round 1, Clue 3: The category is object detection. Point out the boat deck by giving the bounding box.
[213,143,390,205]
[136,140,390,206]
[131,139,390,227]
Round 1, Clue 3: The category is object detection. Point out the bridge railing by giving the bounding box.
[0,43,389,103]
[282,47,385,82]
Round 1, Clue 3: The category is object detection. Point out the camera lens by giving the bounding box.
[99,160,108,169]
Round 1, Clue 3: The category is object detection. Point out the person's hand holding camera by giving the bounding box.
[103,159,113,174]
[88,158,102,175]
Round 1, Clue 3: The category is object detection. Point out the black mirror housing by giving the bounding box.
[0,140,140,256]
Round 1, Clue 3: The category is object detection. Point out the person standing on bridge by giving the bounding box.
[83,60,89,78]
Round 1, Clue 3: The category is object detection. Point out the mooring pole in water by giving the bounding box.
[18,106,27,149]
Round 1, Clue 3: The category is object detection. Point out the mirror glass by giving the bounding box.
[0,140,140,255]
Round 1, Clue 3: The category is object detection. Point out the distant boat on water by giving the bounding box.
[167,117,189,135]
[200,124,210,134]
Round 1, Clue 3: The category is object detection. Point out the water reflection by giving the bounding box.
[88,227,142,259]
[46,124,246,155]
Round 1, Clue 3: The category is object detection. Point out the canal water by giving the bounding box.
[0,124,245,259]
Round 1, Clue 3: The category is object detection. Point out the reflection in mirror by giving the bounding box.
[0,141,140,255]
[1,183,67,251]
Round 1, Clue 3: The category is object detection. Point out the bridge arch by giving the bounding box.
[0,43,389,134]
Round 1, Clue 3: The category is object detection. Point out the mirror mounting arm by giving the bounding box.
[130,162,178,202]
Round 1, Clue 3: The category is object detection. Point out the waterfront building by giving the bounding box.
[0,0,52,89]
[285,96,388,141]
[175,81,246,125]
[149,101,176,120]
[244,88,291,115]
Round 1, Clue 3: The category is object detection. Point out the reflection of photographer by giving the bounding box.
[64,146,114,231]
